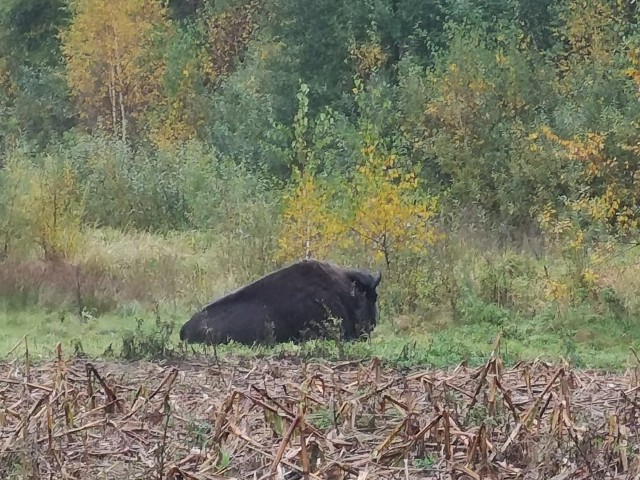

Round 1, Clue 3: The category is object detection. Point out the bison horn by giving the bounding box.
[374,271,382,288]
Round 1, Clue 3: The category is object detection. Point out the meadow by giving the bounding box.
[2,225,639,371]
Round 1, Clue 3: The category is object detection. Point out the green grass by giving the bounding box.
[2,226,640,371]
[1,302,638,371]
[0,307,145,358]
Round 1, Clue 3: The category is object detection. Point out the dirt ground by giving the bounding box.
[1,349,639,479]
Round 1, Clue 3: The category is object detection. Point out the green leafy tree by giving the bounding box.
[403,21,562,231]
[0,0,74,149]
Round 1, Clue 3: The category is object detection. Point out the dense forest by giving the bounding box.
[1,0,640,357]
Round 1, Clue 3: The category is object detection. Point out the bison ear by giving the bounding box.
[349,270,382,292]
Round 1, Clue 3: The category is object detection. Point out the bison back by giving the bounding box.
[181,259,376,345]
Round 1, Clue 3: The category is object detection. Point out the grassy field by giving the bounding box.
[1,302,639,371]
[2,227,640,371]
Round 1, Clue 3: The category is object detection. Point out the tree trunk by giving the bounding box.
[109,62,117,137]
[113,32,126,142]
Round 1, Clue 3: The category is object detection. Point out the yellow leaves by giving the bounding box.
[10,157,85,261]
[360,145,376,157]
[275,145,442,269]
[569,229,584,250]
[541,127,606,164]
[275,168,346,262]
[61,0,170,138]
[540,124,640,234]
[559,0,620,67]
[538,203,575,244]
[468,78,489,95]
[545,279,570,303]
[539,209,602,309]
[147,91,199,148]
[496,48,509,66]
[426,48,497,135]
[527,132,541,152]
[624,47,640,97]
[581,267,599,287]
[346,147,441,266]
[348,39,388,79]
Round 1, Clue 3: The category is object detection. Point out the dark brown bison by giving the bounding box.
[179,259,382,345]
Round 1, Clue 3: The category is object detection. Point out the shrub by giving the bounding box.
[6,151,85,261]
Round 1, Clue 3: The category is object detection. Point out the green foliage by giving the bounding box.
[146,18,212,146]
[0,0,74,148]
[274,79,446,317]
[0,0,68,66]
[258,0,351,119]
[203,72,291,176]
[0,156,27,257]
[414,454,437,470]
[402,21,564,231]
[120,311,177,360]
[475,251,539,311]
[180,141,281,279]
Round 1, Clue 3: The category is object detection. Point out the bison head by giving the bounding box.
[180,307,226,343]
[345,268,382,337]
[179,309,212,344]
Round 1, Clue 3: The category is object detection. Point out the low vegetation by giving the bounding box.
[2,223,640,370]
[2,2,640,369]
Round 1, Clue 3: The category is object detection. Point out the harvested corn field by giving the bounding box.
[1,344,639,479]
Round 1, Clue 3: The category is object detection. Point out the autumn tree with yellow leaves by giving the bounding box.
[346,146,440,270]
[276,165,346,261]
[60,0,170,141]
[277,81,441,276]
[276,83,348,261]
[276,147,441,267]
[7,154,85,261]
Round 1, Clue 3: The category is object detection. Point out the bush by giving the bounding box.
[120,310,177,360]
[3,149,85,261]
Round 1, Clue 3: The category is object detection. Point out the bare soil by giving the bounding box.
[1,347,639,479]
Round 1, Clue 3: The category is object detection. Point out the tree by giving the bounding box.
[147,0,263,147]
[276,83,348,261]
[7,154,85,261]
[0,0,74,149]
[347,144,440,270]
[276,166,346,261]
[536,1,640,239]
[408,21,561,231]
[60,0,171,142]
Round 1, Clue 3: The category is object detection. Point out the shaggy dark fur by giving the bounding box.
[179,259,382,345]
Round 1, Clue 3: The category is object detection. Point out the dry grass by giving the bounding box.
[0,228,273,315]
[1,339,639,479]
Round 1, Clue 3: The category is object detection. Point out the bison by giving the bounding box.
[179,259,382,345]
